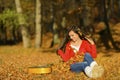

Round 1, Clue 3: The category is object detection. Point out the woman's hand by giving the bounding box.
[85,37,95,45]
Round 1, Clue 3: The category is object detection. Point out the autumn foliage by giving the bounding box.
[0,45,120,80]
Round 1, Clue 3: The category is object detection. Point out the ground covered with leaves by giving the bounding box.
[0,45,120,80]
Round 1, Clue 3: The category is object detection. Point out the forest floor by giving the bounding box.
[0,44,120,80]
[0,23,120,80]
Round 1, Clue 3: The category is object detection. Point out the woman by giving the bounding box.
[57,25,104,78]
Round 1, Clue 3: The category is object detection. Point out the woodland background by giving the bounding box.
[0,0,120,80]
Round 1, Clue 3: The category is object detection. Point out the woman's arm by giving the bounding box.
[87,44,97,58]
[84,39,97,58]
[57,44,74,62]
[57,49,70,62]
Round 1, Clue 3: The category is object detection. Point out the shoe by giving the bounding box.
[84,63,104,79]
[91,65,104,79]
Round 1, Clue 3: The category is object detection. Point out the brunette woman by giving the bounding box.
[57,25,104,78]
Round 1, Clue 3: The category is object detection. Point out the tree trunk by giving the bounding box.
[118,0,120,17]
[102,0,119,50]
[15,0,31,48]
[35,0,42,48]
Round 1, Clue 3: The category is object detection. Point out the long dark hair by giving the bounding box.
[58,25,86,52]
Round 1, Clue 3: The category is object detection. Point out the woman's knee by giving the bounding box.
[84,52,94,64]
[85,52,91,57]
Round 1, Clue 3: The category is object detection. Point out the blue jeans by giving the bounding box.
[70,53,94,73]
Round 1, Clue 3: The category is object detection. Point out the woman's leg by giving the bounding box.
[83,53,94,66]
[84,53,98,68]
[70,62,88,73]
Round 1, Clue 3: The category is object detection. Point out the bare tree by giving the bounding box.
[15,0,31,48]
[35,0,42,48]
[102,0,119,50]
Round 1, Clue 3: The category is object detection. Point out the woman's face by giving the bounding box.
[69,30,80,42]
